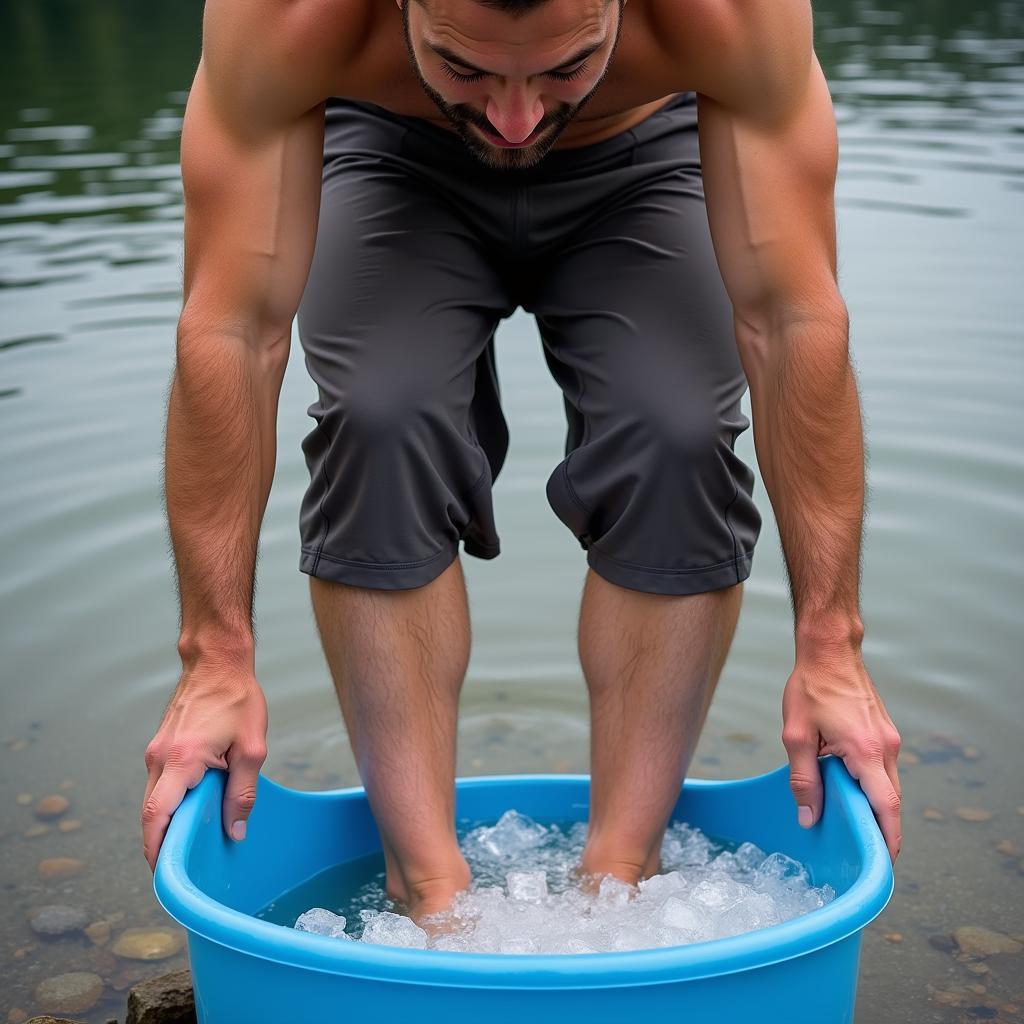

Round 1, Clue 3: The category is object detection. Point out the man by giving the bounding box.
[142,0,903,927]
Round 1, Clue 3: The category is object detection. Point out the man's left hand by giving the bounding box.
[781,653,903,864]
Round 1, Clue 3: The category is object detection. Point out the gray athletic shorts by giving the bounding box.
[297,91,761,595]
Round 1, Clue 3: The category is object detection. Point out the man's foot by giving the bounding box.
[386,861,472,938]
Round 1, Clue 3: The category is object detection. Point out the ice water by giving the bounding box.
[257,811,836,954]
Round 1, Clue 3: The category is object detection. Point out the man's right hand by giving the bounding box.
[141,664,268,872]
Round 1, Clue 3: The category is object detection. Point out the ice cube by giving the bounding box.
[659,896,705,933]
[506,870,549,902]
[476,810,548,857]
[359,911,429,949]
[597,875,636,908]
[294,908,349,938]
[755,851,810,891]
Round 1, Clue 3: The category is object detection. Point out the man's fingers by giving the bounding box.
[782,727,824,828]
[222,741,266,842]
[848,755,902,864]
[140,768,192,873]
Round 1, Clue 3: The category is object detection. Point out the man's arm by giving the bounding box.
[141,0,330,871]
[692,2,902,860]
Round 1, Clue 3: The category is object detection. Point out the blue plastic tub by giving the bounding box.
[155,756,892,1023]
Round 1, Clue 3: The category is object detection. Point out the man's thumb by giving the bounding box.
[223,748,264,842]
[783,734,823,828]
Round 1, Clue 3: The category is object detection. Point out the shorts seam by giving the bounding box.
[561,457,593,515]
[587,544,754,576]
[302,545,454,572]
[309,412,335,577]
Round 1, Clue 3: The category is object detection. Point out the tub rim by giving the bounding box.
[154,757,894,989]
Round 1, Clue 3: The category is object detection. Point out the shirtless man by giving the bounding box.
[141,0,903,925]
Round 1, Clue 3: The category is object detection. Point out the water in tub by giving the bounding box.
[255,812,835,954]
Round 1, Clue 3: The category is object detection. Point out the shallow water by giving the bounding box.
[1,0,1023,1020]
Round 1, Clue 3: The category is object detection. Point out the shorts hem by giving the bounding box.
[300,542,459,590]
[299,535,501,590]
[586,546,754,596]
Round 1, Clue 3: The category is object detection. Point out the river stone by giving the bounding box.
[24,824,50,838]
[29,905,89,937]
[125,969,197,1024]
[16,793,33,806]
[84,920,111,945]
[952,926,1023,957]
[955,806,993,823]
[112,927,184,961]
[38,857,84,880]
[57,819,82,833]
[34,971,104,1014]
[34,795,70,820]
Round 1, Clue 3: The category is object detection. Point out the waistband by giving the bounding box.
[326,91,696,180]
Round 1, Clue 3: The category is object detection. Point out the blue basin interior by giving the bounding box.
[155,755,893,987]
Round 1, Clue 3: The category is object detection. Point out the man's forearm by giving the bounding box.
[742,307,866,653]
[164,323,287,668]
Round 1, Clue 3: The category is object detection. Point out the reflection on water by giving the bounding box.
[1,1,1022,1020]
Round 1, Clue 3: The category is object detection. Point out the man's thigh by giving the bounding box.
[297,100,516,589]
[526,94,763,595]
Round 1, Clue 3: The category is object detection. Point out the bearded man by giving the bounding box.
[142,0,903,926]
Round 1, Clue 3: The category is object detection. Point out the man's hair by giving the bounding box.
[414,0,613,18]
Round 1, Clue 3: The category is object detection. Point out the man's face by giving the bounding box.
[402,0,623,170]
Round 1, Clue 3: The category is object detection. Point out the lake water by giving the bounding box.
[1,0,1022,1020]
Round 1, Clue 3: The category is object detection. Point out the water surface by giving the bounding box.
[2,1,1023,1020]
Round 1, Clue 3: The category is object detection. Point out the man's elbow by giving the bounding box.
[734,286,850,390]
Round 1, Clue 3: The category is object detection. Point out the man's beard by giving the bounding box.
[401,4,619,171]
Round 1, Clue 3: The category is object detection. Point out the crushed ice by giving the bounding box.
[293,810,835,954]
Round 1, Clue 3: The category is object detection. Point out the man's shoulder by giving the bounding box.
[645,0,814,121]
[201,0,374,128]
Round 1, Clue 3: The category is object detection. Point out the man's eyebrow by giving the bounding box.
[426,40,604,76]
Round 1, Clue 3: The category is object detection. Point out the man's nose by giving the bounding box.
[485,86,545,143]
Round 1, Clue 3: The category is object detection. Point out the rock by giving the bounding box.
[883,931,903,943]
[38,858,85,881]
[34,796,70,821]
[29,905,89,937]
[9,737,30,751]
[16,793,33,806]
[955,807,993,823]
[952,926,1023,958]
[7,1009,28,1023]
[58,780,76,791]
[961,745,981,761]
[33,971,104,1014]
[900,750,920,765]
[112,927,184,961]
[24,824,51,839]
[125,968,197,1024]
[994,839,1020,857]
[84,920,112,945]
[929,933,957,953]
[923,807,945,821]
[57,819,82,834]
[25,1018,88,1024]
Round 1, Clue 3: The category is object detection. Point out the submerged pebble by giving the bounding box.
[294,812,835,955]
[56,819,82,833]
[955,807,994,823]
[112,926,184,961]
[23,824,50,839]
[923,808,945,821]
[16,793,33,806]
[952,926,1023,958]
[84,919,112,945]
[34,795,70,820]
[34,971,104,1014]
[29,905,89,937]
[37,857,84,880]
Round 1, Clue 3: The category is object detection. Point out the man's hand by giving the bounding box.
[141,662,268,872]
[782,649,902,864]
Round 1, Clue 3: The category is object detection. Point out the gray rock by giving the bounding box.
[26,1017,87,1023]
[33,971,104,1015]
[952,925,1023,957]
[29,904,89,937]
[125,969,197,1024]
